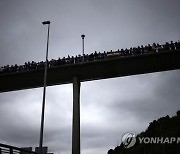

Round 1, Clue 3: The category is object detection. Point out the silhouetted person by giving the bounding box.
[170,41,175,50]
[156,43,162,52]
[147,44,152,52]
[175,41,180,49]
[177,111,180,117]
[152,43,157,52]
[164,42,170,51]
[140,45,144,54]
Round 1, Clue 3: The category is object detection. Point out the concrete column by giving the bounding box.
[72,77,81,154]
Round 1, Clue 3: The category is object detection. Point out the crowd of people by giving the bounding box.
[0,41,180,75]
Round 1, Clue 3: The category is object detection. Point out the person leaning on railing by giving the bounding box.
[0,40,180,75]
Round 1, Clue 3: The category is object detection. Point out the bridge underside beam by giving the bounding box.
[0,50,180,93]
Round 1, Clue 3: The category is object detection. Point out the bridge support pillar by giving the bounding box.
[72,77,81,154]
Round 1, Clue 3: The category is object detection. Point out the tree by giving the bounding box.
[108,149,114,154]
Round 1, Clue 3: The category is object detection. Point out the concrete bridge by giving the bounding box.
[1,50,180,92]
[0,50,180,154]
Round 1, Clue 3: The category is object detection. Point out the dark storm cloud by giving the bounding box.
[0,89,41,146]
[0,0,180,65]
[0,87,72,153]
[81,70,180,142]
[105,70,180,123]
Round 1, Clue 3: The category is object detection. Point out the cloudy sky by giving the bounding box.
[0,0,180,154]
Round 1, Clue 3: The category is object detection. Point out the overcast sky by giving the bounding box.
[0,0,180,154]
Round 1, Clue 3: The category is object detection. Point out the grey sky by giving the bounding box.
[0,0,180,154]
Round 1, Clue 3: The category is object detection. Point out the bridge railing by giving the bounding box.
[0,143,38,154]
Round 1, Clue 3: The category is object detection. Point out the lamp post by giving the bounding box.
[81,34,85,55]
[81,34,85,62]
[39,20,51,154]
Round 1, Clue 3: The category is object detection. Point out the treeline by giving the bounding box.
[108,111,180,154]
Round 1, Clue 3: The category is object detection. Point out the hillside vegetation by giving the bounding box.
[108,111,180,154]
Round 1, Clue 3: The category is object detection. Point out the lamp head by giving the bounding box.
[42,21,51,25]
[81,34,85,39]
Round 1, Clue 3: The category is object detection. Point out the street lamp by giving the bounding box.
[81,34,85,55]
[39,20,51,154]
[81,34,85,62]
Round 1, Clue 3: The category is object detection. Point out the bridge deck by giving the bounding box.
[0,50,180,93]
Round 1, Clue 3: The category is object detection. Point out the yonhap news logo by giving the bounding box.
[122,133,136,148]
[122,132,180,148]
